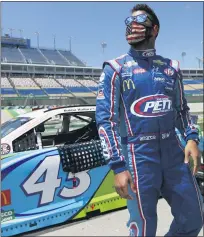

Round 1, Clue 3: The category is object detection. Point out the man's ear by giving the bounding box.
[152,25,159,37]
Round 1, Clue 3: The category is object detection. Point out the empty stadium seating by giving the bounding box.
[55,78,97,93]
[2,47,25,63]
[34,78,61,88]
[1,46,86,66]
[17,89,46,96]
[77,79,98,87]
[1,76,203,98]
[1,77,17,96]
[57,78,82,87]
[1,88,17,96]
[2,39,201,104]
[1,77,13,88]
[20,48,47,64]
[183,79,203,85]
[34,78,68,95]
[40,49,68,65]
[183,79,203,95]
[10,77,39,88]
[58,50,85,66]
[10,77,46,96]
[77,79,98,91]
[56,78,88,93]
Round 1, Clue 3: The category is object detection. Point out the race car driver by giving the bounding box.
[95,3,203,237]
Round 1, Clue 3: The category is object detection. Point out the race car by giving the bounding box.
[1,105,127,237]
[1,105,203,236]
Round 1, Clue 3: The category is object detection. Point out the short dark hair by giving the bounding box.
[131,4,160,30]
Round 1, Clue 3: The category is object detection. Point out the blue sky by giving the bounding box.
[2,1,203,68]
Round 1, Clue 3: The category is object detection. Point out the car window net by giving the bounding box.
[58,140,106,173]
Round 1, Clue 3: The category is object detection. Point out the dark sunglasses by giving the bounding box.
[125,14,153,26]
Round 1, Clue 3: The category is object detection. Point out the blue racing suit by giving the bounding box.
[95,48,203,237]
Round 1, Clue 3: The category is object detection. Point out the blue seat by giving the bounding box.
[18,89,46,96]
[44,88,68,94]
[89,86,98,91]
[185,90,203,95]
[68,87,91,93]
[1,88,16,94]
[183,79,204,84]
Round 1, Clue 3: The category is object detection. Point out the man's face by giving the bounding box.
[132,10,159,38]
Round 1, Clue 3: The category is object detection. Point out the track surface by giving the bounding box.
[23,199,203,236]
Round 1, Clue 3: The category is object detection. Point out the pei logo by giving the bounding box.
[1,190,11,206]
[130,94,172,117]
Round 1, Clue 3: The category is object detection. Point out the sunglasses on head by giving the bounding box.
[125,14,153,26]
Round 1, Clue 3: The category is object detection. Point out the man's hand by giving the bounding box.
[114,170,136,200]
[184,140,200,175]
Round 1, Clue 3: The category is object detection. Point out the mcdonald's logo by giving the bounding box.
[123,79,135,92]
[1,190,11,206]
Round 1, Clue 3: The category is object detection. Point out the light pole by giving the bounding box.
[35,31,40,48]
[101,42,107,53]
[53,34,56,50]
[8,28,15,37]
[18,29,23,38]
[181,52,186,67]
[101,42,107,63]
[196,57,202,68]
[68,36,73,52]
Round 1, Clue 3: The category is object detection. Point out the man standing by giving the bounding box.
[96,4,203,237]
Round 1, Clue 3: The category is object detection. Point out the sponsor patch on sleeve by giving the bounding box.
[98,127,112,160]
[97,89,105,100]
[164,67,175,76]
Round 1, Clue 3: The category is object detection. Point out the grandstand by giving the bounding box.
[1,34,203,107]
[1,34,101,106]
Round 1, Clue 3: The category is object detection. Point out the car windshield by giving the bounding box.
[1,117,32,138]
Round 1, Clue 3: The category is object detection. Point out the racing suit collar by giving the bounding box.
[128,47,156,58]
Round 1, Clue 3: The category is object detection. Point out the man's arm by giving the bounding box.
[174,66,199,144]
[95,63,127,174]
